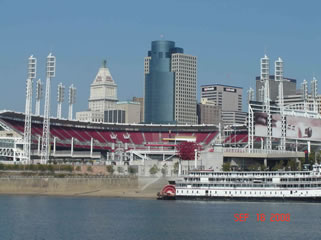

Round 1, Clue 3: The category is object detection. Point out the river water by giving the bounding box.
[0,195,320,240]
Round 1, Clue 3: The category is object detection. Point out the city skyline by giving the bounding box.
[1,0,321,116]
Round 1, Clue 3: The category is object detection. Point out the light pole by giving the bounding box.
[57,82,65,118]
[23,55,37,164]
[41,53,56,164]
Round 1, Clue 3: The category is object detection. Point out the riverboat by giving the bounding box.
[159,164,321,202]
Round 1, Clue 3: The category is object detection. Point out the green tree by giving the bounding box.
[161,165,168,176]
[149,164,159,175]
[128,166,137,175]
[173,162,179,175]
[48,165,55,173]
[106,165,114,174]
[87,166,93,172]
[272,160,284,171]
[117,166,123,174]
[222,162,231,171]
[286,160,298,171]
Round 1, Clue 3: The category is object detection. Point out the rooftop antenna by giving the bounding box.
[23,55,37,164]
[102,59,107,68]
[41,53,56,164]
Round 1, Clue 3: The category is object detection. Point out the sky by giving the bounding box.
[1,0,321,117]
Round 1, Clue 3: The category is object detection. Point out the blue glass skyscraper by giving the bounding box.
[144,40,184,124]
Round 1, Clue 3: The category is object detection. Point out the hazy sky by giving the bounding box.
[1,0,321,116]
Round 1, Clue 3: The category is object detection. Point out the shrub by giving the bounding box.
[48,165,55,173]
[117,167,123,174]
[75,166,81,171]
[161,166,168,176]
[87,166,93,172]
[149,164,159,175]
[106,165,114,174]
[173,162,179,174]
[128,166,137,175]
[222,162,231,171]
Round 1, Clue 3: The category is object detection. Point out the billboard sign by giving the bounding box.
[286,116,321,141]
[254,112,321,141]
[254,112,280,137]
[202,87,216,92]
[224,87,237,93]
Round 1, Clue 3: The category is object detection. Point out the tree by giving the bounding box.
[308,151,321,164]
[106,165,114,174]
[87,166,93,172]
[128,166,137,175]
[272,160,284,171]
[149,164,159,175]
[222,162,231,171]
[117,167,124,174]
[173,162,179,174]
[286,160,298,171]
[161,165,168,176]
[177,142,199,161]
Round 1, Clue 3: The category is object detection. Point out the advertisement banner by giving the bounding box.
[286,116,321,141]
[254,112,281,137]
[255,112,321,141]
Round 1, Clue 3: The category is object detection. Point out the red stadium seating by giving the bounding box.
[1,117,221,153]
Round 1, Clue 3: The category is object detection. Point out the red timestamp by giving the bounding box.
[234,213,290,222]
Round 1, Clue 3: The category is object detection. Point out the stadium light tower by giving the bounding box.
[57,82,65,118]
[41,53,56,164]
[68,84,76,120]
[35,79,43,115]
[23,55,37,164]
[260,54,272,150]
[311,77,318,113]
[275,57,286,151]
[248,86,255,152]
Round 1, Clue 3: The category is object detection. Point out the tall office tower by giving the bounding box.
[200,84,243,112]
[88,60,118,113]
[144,40,197,124]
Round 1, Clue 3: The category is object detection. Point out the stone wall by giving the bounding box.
[0,176,138,196]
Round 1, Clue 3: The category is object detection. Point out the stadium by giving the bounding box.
[0,54,320,176]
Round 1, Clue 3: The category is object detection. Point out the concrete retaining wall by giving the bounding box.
[0,177,138,196]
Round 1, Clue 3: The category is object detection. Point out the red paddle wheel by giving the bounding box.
[157,184,176,200]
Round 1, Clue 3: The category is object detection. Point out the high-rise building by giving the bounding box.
[88,60,118,113]
[200,84,243,112]
[221,111,247,126]
[256,75,296,102]
[116,101,141,123]
[76,60,118,123]
[132,97,144,123]
[197,98,221,125]
[144,40,197,124]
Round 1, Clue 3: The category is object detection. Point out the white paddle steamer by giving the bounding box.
[159,164,321,202]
